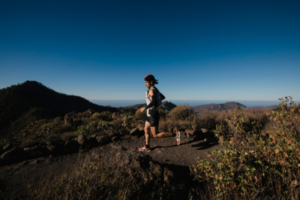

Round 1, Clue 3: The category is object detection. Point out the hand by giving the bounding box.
[140,108,144,112]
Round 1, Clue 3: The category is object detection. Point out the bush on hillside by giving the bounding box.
[167,103,195,121]
[92,111,111,121]
[54,117,63,122]
[74,120,98,137]
[191,96,300,199]
[135,109,147,121]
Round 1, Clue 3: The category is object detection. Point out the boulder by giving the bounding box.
[78,134,87,146]
[130,128,139,135]
[96,135,111,146]
[1,147,24,162]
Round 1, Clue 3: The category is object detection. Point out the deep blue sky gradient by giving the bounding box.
[1,0,299,102]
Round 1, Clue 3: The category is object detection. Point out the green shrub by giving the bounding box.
[191,96,300,199]
[74,120,98,136]
[135,109,147,121]
[124,115,134,122]
[54,117,63,122]
[167,103,195,121]
[92,111,111,121]
[41,123,52,128]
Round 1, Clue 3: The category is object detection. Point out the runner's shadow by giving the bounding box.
[149,130,219,150]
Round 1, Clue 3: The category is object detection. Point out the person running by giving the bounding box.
[138,74,180,152]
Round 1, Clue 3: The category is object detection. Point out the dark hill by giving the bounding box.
[0,80,118,138]
[192,102,246,112]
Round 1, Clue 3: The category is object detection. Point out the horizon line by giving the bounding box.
[88,99,300,101]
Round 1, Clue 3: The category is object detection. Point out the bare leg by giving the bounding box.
[144,121,151,146]
[151,125,173,138]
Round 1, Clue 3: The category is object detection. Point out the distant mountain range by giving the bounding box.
[0,81,118,137]
[192,102,246,112]
[192,102,279,112]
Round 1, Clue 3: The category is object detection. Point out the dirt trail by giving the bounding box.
[0,133,221,200]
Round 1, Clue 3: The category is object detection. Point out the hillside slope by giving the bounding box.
[0,80,118,137]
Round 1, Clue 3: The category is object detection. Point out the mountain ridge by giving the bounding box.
[0,80,118,137]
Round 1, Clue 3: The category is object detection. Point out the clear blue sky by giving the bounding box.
[1,0,299,101]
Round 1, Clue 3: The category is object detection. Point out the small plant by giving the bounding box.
[54,117,63,122]
[124,115,134,122]
[135,109,147,121]
[74,120,98,137]
[86,108,92,114]
[92,111,111,121]
[41,123,52,128]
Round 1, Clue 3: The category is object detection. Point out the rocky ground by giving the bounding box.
[0,128,221,200]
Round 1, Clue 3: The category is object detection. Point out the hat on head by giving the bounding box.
[144,74,155,81]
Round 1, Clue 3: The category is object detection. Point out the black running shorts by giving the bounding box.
[146,111,160,127]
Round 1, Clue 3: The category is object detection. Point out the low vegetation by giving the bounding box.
[4,95,299,199]
[191,96,300,199]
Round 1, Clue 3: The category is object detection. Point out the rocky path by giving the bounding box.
[0,132,221,200]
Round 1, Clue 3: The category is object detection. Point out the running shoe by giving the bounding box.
[138,146,151,152]
[174,131,180,145]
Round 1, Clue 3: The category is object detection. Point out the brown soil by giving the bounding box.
[0,132,221,200]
